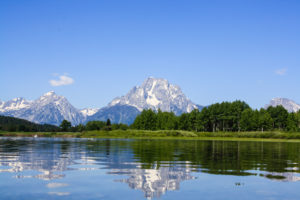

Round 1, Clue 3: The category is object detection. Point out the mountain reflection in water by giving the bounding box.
[0,137,300,199]
[110,162,195,199]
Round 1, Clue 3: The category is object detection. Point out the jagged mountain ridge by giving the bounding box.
[0,91,84,126]
[0,97,32,112]
[1,77,205,125]
[265,98,300,113]
[2,83,300,126]
[108,77,198,115]
[89,77,202,124]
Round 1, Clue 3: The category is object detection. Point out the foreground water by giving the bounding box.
[0,138,300,199]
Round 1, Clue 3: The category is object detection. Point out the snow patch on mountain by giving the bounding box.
[0,97,32,112]
[108,77,199,115]
[0,91,84,126]
[80,108,100,117]
[265,98,300,113]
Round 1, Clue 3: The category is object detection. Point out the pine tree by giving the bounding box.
[106,119,111,126]
[60,120,72,132]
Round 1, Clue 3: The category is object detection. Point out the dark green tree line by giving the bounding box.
[0,115,60,132]
[131,101,300,132]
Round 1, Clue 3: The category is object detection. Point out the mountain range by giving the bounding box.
[1,77,299,126]
[0,77,202,126]
[0,91,83,126]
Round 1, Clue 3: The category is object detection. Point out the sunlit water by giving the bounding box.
[1,137,300,200]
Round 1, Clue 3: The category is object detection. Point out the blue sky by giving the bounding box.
[1,0,300,109]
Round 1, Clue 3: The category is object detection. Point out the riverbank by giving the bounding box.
[2,130,300,142]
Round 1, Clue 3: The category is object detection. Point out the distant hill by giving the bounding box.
[0,115,59,132]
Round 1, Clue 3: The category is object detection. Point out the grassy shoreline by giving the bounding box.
[2,130,300,142]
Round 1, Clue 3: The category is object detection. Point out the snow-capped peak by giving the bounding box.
[0,97,32,112]
[44,91,56,96]
[12,97,23,101]
[0,91,84,126]
[37,91,66,105]
[108,77,198,115]
[265,98,300,113]
[40,91,59,99]
[80,108,100,117]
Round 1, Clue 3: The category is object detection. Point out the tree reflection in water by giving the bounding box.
[0,138,300,199]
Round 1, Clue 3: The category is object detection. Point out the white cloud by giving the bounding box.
[49,75,74,86]
[275,68,287,76]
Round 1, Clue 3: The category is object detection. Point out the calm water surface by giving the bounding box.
[0,137,300,200]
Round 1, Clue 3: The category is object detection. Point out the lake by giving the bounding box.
[0,137,300,200]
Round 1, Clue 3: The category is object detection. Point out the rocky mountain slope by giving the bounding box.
[87,105,140,125]
[265,98,300,113]
[0,91,83,126]
[0,97,32,112]
[88,77,202,124]
[108,77,199,115]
